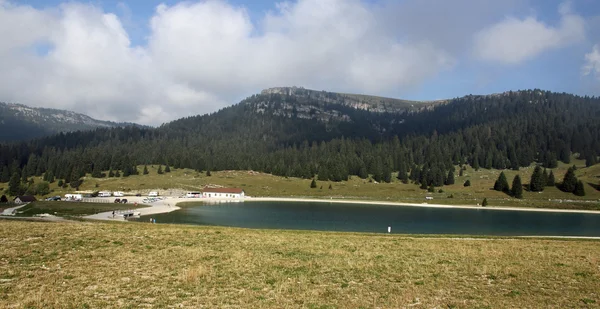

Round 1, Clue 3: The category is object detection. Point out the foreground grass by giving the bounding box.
[0,220,599,308]
[17,201,142,217]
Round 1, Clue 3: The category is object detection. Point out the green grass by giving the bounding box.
[0,220,598,308]
[5,158,600,211]
[17,201,142,217]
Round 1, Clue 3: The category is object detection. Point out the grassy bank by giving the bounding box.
[17,201,142,217]
[0,220,598,308]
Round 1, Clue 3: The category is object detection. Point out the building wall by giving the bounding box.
[202,192,244,198]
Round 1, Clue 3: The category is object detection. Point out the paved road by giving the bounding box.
[0,204,28,216]
[84,196,183,221]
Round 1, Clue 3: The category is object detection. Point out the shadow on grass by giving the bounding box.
[587,182,600,192]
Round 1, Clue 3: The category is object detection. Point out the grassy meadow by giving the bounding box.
[9,158,599,211]
[0,220,598,308]
[16,201,142,217]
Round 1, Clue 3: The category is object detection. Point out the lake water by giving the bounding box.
[144,201,600,236]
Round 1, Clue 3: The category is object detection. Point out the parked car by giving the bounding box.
[121,199,128,204]
[135,193,142,197]
[114,198,121,203]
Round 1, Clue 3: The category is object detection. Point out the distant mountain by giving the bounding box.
[0,102,143,142]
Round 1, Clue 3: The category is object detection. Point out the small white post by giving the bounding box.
[387,226,391,233]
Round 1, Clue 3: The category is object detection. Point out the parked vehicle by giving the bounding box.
[121,199,128,204]
[98,191,112,197]
[113,191,124,197]
[114,198,121,203]
[148,191,159,197]
[135,193,142,197]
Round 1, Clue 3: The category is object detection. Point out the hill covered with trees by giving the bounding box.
[0,88,599,193]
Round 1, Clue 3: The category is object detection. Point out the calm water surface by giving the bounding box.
[144,201,600,236]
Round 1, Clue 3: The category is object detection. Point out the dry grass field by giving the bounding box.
[19,158,600,211]
[0,220,598,308]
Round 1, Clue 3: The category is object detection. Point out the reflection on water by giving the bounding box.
[142,201,600,236]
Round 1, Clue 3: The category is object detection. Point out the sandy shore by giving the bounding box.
[84,196,183,221]
[84,195,600,222]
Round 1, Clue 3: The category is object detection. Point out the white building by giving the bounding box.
[202,188,245,199]
[186,192,201,198]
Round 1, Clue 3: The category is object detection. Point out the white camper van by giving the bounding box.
[186,192,201,198]
[98,191,112,197]
[113,191,124,197]
[148,191,158,197]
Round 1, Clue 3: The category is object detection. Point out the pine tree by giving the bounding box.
[165,164,171,173]
[0,195,7,203]
[382,165,392,183]
[46,171,55,183]
[57,180,64,187]
[358,165,368,179]
[561,167,577,193]
[328,184,332,190]
[463,179,471,187]
[157,165,163,175]
[547,170,555,186]
[8,172,22,196]
[115,170,121,177]
[459,168,464,177]
[574,180,586,196]
[511,175,523,199]
[482,198,488,206]
[529,165,544,192]
[108,168,115,177]
[493,172,509,192]
[445,169,455,185]
[310,179,317,188]
[92,164,103,178]
[542,168,549,188]
[143,165,149,175]
[206,170,211,177]
[585,154,597,167]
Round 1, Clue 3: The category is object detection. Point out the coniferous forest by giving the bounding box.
[0,88,599,192]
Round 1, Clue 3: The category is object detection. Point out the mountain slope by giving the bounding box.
[0,87,599,187]
[0,102,142,142]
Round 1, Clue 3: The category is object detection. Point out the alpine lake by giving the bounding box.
[138,200,600,237]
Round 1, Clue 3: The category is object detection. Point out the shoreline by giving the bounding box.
[178,196,600,214]
[83,195,600,222]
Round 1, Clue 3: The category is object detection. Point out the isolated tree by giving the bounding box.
[547,170,555,186]
[428,184,435,193]
[0,195,7,203]
[143,165,149,175]
[310,179,317,188]
[8,172,21,196]
[511,175,523,199]
[459,168,464,177]
[115,170,121,177]
[493,172,509,192]
[445,169,455,185]
[157,165,163,175]
[464,179,471,187]
[328,184,332,190]
[561,167,577,193]
[165,164,171,173]
[529,165,544,192]
[206,170,211,177]
[574,180,586,196]
[57,180,64,187]
[482,198,488,206]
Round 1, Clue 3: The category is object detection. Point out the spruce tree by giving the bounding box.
[574,180,586,196]
[115,170,121,177]
[561,167,577,193]
[143,165,149,175]
[445,169,455,185]
[511,175,523,199]
[464,179,471,187]
[358,166,368,179]
[493,172,509,192]
[585,154,597,167]
[92,164,102,178]
[165,164,171,173]
[547,170,555,186]
[206,170,211,177]
[459,168,464,177]
[0,195,7,203]
[8,172,21,196]
[310,179,317,188]
[382,165,392,183]
[482,198,488,206]
[542,168,549,188]
[328,184,332,190]
[46,171,55,183]
[157,165,163,175]
[529,165,544,192]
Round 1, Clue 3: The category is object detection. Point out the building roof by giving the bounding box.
[203,187,243,194]
[15,195,37,202]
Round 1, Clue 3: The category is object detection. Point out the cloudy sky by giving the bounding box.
[1,0,600,125]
